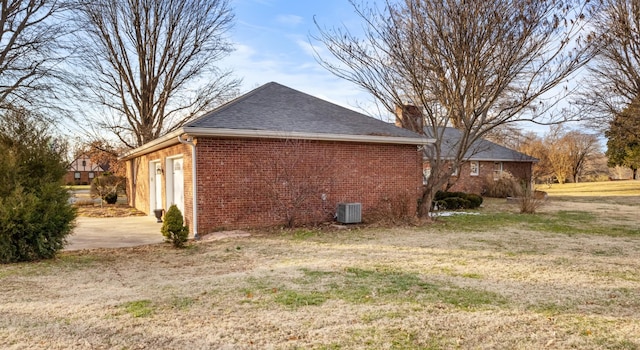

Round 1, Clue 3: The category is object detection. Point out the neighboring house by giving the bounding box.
[119,82,432,237]
[65,154,106,185]
[394,107,537,194]
[429,127,538,195]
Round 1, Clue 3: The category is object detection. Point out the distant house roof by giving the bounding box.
[121,82,433,160]
[426,127,538,163]
[68,154,106,172]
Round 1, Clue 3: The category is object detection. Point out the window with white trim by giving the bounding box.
[493,162,503,180]
[74,172,81,179]
[470,161,479,176]
[451,166,458,176]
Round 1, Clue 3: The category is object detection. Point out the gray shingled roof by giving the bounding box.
[185,82,424,139]
[427,127,538,162]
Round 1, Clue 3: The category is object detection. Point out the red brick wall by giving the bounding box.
[126,138,423,234]
[195,138,422,232]
[445,161,533,194]
[64,171,104,185]
[424,160,533,194]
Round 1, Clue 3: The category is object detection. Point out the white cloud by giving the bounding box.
[275,14,303,27]
[295,38,324,57]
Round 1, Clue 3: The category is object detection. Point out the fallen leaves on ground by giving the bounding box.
[76,204,146,218]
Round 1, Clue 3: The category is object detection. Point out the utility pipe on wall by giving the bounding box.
[177,134,199,240]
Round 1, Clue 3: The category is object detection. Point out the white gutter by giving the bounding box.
[120,127,433,161]
[423,156,539,163]
[184,127,435,145]
[177,135,199,240]
[119,129,184,161]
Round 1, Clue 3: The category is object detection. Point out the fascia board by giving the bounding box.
[184,127,434,145]
[120,127,434,160]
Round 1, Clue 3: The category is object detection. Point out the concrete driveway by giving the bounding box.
[65,216,166,251]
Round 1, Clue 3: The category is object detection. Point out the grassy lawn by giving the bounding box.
[63,185,91,190]
[1,185,639,349]
[537,180,640,206]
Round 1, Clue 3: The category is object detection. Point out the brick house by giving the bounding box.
[64,154,106,185]
[394,106,537,194]
[425,127,538,195]
[119,82,432,237]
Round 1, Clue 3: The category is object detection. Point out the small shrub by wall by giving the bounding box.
[433,191,483,210]
[161,204,189,248]
[483,172,523,198]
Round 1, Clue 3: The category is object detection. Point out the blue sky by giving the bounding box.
[219,0,568,135]
[220,0,386,118]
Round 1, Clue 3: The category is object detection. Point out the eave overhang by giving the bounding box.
[119,127,434,161]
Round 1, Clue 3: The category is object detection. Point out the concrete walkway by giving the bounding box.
[65,216,166,251]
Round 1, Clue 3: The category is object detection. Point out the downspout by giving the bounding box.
[177,134,199,240]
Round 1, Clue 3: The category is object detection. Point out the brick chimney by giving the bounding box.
[395,105,424,134]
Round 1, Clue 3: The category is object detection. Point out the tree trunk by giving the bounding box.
[418,187,435,219]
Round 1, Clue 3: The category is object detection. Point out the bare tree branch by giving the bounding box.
[71,0,241,148]
[313,0,598,218]
[0,0,71,111]
[574,0,640,130]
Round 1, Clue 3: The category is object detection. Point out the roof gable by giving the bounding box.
[68,154,106,172]
[185,82,423,139]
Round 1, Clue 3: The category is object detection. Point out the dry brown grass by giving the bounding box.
[539,180,640,207]
[76,204,146,218]
[2,199,640,349]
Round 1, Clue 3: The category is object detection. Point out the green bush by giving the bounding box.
[443,197,470,209]
[433,191,483,210]
[465,193,483,208]
[0,109,76,263]
[161,205,189,248]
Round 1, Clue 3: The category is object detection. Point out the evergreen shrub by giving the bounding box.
[0,109,76,263]
[161,204,189,248]
[433,191,483,210]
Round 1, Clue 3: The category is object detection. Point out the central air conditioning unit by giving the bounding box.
[337,203,362,224]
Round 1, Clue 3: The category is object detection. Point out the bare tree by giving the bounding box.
[518,132,554,184]
[546,126,577,184]
[542,125,600,184]
[483,125,528,151]
[577,0,640,129]
[314,0,598,218]
[72,0,241,148]
[0,0,70,110]
[580,152,611,182]
[81,140,126,177]
[565,130,600,183]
